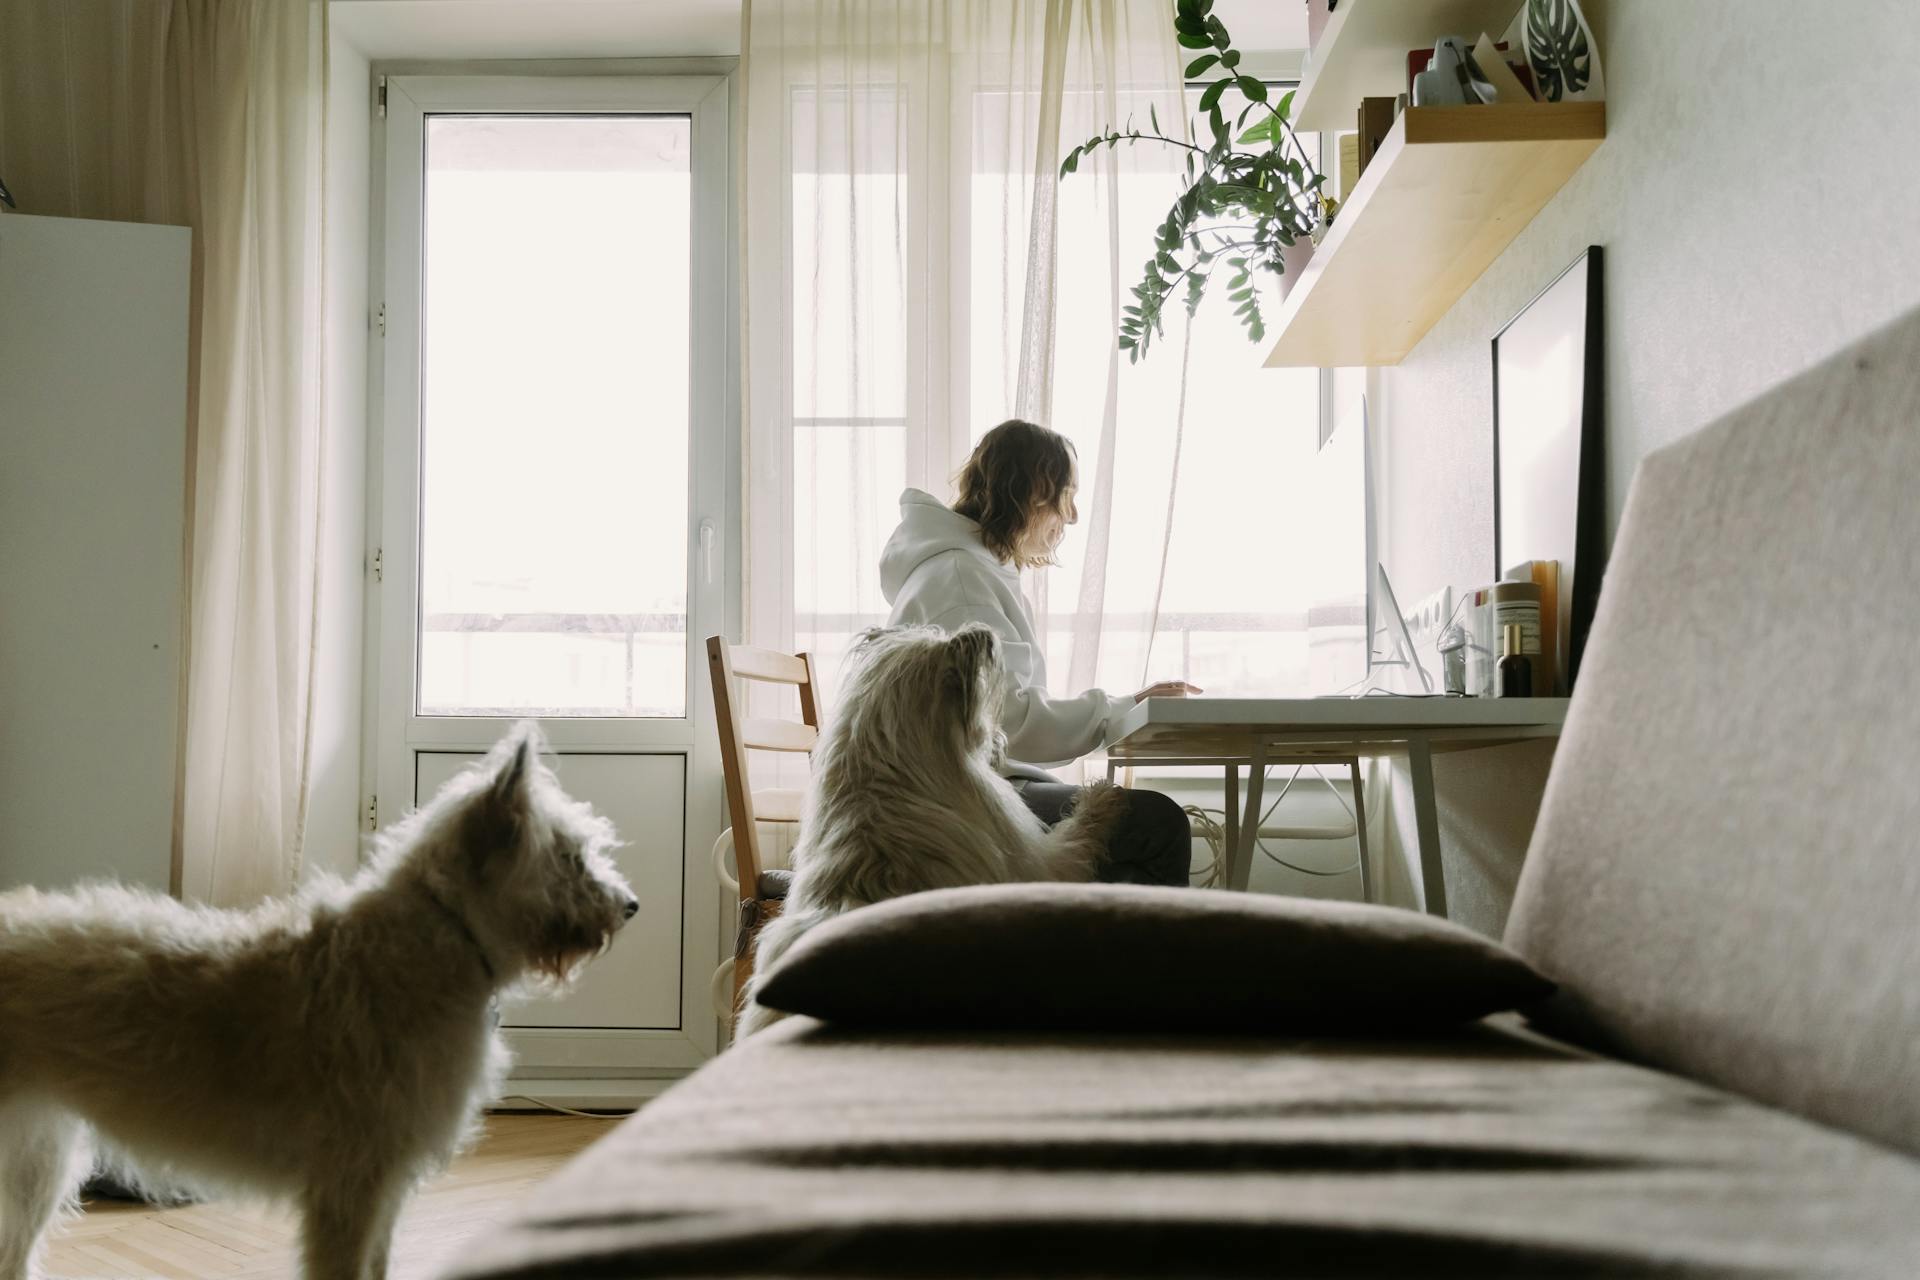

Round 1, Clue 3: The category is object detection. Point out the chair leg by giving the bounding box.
[731,932,755,1014]
[727,897,783,1041]
[724,948,755,1046]
[728,900,761,1043]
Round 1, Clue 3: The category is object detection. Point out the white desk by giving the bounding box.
[1105,697,1569,917]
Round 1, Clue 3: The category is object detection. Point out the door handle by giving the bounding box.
[699,519,715,586]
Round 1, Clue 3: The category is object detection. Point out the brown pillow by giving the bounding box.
[755,883,1554,1033]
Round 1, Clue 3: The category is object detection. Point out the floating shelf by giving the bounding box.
[1294,0,1529,132]
[1263,103,1606,368]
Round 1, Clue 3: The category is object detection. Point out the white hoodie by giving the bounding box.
[879,488,1133,771]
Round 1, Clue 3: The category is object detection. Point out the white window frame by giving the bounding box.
[369,72,735,1070]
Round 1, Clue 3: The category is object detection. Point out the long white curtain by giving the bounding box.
[741,0,1196,744]
[0,0,328,904]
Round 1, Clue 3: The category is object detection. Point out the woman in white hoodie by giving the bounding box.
[879,419,1197,886]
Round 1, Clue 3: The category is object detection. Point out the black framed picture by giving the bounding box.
[1492,246,1605,692]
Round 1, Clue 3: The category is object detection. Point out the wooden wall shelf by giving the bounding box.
[1263,103,1606,369]
[1295,0,1529,132]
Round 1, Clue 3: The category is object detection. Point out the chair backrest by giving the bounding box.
[1505,303,1920,1153]
[705,636,821,899]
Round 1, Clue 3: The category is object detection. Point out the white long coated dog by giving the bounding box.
[737,625,1125,1037]
[0,721,636,1280]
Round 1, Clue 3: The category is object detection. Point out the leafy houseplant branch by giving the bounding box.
[1059,0,1326,361]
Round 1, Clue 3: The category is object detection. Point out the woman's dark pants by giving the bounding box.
[1011,781,1193,887]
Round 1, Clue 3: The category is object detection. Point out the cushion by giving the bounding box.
[1505,303,1920,1154]
[754,883,1552,1033]
[445,1019,1920,1279]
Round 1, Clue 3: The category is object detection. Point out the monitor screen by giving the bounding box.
[1493,247,1604,690]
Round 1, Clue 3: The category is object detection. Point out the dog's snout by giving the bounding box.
[622,896,639,920]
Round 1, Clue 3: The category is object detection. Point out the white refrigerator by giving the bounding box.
[0,212,192,892]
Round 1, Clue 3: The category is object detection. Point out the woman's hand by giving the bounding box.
[1134,680,1203,703]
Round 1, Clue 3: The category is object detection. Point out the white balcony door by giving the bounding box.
[375,76,732,1076]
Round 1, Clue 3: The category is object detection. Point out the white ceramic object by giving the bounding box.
[1524,0,1606,103]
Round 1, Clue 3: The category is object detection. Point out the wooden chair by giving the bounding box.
[705,636,821,1032]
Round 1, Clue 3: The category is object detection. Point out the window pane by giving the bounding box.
[791,86,909,421]
[790,85,910,705]
[1150,85,1344,696]
[794,422,907,703]
[969,82,1353,698]
[418,115,691,717]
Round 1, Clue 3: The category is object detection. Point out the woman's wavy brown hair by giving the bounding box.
[952,419,1076,568]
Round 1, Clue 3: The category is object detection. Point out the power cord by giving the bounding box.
[495,1095,636,1119]
[1183,764,1365,881]
[1180,763,1304,884]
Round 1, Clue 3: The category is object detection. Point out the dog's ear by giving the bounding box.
[946,625,998,675]
[944,626,998,726]
[483,720,543,841]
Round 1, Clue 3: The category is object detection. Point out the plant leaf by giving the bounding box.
[1070,0,1323,361]
[1236,117,1277,146]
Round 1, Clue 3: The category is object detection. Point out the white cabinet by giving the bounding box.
[0,214,191,893]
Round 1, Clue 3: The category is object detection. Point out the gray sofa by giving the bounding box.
[443,307,1920,1276]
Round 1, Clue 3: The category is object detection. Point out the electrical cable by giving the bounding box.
[1183,762,1366,880]
[1181,804,1224,887]
[496,1095,636,1119]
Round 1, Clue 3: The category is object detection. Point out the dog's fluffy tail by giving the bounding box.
[732,900,838,1042]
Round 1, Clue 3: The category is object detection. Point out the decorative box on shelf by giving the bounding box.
[1294,0,1532,131]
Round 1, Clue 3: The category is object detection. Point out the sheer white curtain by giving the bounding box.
[741,0,1195,750]
[740,0,1342,773]
[0,0,328,904]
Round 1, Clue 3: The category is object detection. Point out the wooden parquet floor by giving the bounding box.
[41,1113,620,1279]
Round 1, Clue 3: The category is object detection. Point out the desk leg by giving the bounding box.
[1407,738,1449,918]
[1223,766,1238,889]
[1229,742,1267,891]
[1348,758,1372,905]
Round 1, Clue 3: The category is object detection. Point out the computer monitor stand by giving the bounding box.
[1362,564,1434,695]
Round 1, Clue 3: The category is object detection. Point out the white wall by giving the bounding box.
[331,0,743,60]
[327,0,1298,62]
[304,30,375,878]
[1350,0,1920,935]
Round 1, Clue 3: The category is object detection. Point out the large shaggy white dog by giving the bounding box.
[737,625,1125,1037]
[0,721,636,1280]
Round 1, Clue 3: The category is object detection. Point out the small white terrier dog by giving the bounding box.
[0,721,636,1280]
[737,624,1126,1037]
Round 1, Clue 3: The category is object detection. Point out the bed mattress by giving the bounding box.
[445,1017,1920,1277]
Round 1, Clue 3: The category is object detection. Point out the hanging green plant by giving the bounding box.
[1059,0,1325,362]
